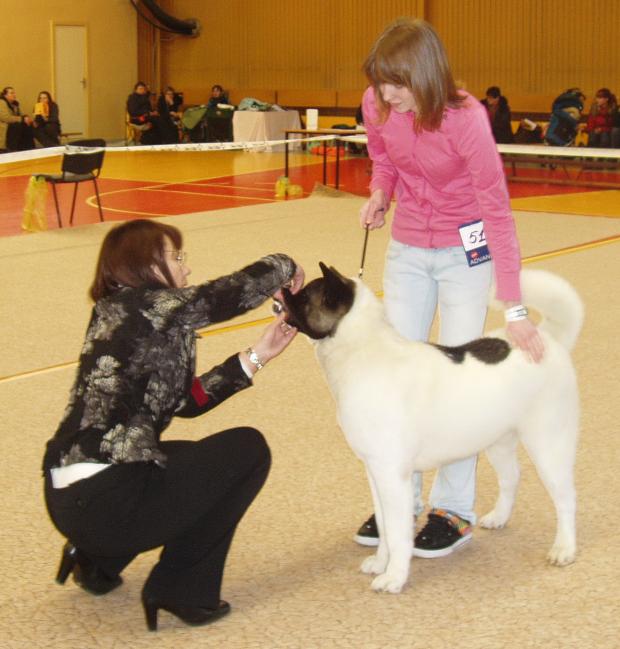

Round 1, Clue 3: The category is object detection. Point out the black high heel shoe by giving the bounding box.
[56,542,123,596]
[142,594,231,632]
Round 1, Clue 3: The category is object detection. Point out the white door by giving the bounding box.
[53,25,88,136]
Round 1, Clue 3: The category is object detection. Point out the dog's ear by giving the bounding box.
[319,263,351,309]
[319,262,347,286]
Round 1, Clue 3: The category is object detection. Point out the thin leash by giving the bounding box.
[359,206,384,279]
[358,224,370,279]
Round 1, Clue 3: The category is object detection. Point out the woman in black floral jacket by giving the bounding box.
[43,219,304,631]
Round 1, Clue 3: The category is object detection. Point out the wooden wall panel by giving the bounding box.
[160,0,619,110]
[137,8,159,91]
[334,0,426,89]
[429,0,620,106]
[161,0,425,95]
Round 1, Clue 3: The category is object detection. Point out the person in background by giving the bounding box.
[0,86,34,152]
[157,86,183,144]
[611,103,620,148]
[544,88,586,146]
[481,86,514,143]
[207,84,229,109]
[584,87,617,148]
[43,218,304,632]
[356,18,543,558]
[32,90,61,147]
[126,81,161,145]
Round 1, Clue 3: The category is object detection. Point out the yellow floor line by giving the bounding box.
[2,233,618,384]
[83,200,173,218]
[142,188,276,201]
[522,234,620,263]
[193,183,275,193]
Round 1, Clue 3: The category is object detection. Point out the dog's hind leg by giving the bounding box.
[479,431,520,529]
[520,411,578,566]
[360,460,414,594]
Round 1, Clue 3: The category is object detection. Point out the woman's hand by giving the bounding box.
[273,262,305,302]
[359,189,388,230]
[240,314,297,375]
[506,318,545,363]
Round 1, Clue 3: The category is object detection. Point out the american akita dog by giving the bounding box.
[282,263,583,593]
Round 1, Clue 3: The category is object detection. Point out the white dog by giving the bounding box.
[282,264,583,593]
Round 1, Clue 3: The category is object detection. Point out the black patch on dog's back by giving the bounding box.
[433,337,511,364]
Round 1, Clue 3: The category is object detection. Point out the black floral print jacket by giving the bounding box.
[43,254,296,471]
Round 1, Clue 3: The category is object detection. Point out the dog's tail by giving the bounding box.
[493,269,584,351]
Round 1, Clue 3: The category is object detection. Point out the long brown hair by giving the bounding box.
[37,90,55,104]
[90,219,183,301]
[363,18,465,132]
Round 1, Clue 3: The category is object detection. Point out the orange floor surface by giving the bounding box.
[1,152,618,237]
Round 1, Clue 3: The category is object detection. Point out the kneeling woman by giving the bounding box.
[42,219,304,631]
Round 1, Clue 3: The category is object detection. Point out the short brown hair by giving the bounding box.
[90,219,183,301]
[363,18,465,132]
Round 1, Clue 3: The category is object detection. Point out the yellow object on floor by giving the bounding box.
[274,175,290,198]
[21,175,48,232]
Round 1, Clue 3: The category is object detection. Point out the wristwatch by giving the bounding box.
[245,347,264,371]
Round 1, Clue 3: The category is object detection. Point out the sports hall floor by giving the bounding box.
[0,147,619,648]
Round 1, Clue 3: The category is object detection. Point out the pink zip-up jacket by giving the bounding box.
[363,86,521,301]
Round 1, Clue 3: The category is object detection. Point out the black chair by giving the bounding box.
[38,138,106,227]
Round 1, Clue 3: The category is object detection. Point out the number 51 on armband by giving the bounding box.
[458,220,492,267]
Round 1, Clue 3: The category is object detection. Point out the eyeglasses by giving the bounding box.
[165,249,188,264]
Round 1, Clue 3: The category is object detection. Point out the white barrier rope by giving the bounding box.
[3,134,620,166]
[0,134,342,166]
[339,134,620,160]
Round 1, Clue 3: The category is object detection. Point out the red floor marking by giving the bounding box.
[0,156,615,237]
[151,182,275,198]
[0,176,154,234]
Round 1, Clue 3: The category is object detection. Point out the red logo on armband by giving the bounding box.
[191,377,209,406]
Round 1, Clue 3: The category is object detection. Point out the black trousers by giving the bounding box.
[44,427,271,607]
[33,122,61,147]
[6,121,35,151]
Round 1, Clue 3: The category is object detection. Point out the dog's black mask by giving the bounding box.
[282,262,355,339]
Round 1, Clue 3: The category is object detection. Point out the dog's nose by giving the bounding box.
[272,299,284,314]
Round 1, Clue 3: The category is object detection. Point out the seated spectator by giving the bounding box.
[611,105,620,149]
[157,86,183,144]
[126,81,161,145]
[584,88,617,148]
[480,86,514,143]
[0,86,34,152]
[207,84,229,109]
[545,88,585,146]
[32,91,61,147]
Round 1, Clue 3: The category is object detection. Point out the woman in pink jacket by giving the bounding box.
[355,18,543,558]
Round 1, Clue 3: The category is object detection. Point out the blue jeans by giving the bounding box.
[383,239,493,523]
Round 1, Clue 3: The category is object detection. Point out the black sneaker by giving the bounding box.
[354,513,417,547]
[412,509,472,559]
[354,514,379,546]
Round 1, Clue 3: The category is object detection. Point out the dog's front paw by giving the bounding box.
[371,572,406,594]
[360,554,387,575]
[547,543,576,566]
[479,510,508,529]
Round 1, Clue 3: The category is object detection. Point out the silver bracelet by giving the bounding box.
[504,305,529,322]
[244,347,264,371]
